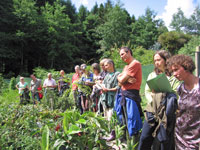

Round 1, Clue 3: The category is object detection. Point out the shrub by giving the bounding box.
[179,35,200,56]
[9,77,16,90]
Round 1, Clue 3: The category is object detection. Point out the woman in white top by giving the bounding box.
[16,77,29,104]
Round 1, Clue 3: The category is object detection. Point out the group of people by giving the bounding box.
[16,70,69,106]
[15,46,200,149]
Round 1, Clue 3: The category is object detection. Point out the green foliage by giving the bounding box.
[33,67,60,81]
[179,35,200,56]
[102,45,154,69]
[170,6,200,35]
[131,8,166,49]
[0,74,4,93]
[62,110,110,149]
[158,31,191,54]
[9,77,16,90]
[133,47,154,65]
[97,4,130,54]
[41,125,49,150]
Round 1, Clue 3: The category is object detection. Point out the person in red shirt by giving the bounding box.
[72,65,80,107]
[112,47,143,146]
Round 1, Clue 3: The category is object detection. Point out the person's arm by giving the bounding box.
[52,80,57,88]
[58,81,61,91]
[16,83,19,90]
[117,72,129,84]
[117,72,137,84]
[102,87,117,92]
[43,80,47,88]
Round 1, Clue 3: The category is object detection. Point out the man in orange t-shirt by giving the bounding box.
[115,47,143,145]
[118,47,142,90]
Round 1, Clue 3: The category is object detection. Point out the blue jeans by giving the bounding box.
[32,92,40,103]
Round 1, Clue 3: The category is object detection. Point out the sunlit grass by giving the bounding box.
[0,89,19,104]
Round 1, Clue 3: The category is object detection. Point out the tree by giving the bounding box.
[0,0,17,74]
[179,35,200,56]
[96,5,130,55]
[158,31,191,54]
[130,8,165,49]
[170,7,200,35]
[186,6,200,35]
[41,0,75,71]
[13,0,39,75]
[78,5,88,23]
[61,0,77,23]
[170,8,186,32]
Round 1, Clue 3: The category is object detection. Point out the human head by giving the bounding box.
[167,55,195,81]
[47,73,52,79]
[120,47,133,56]
[20,77,24,82]
[91,63,101,75]
[74,65,80,74]
[60,70,65,76]
[119,47,133,64]
[104,59,115,73]
[100,58,108,71]
[30,74,36,81]
[153,50,171,75]
[80,64,87,73]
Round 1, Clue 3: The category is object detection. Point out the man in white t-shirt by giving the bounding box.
[43,73,57,109]
[43,73,57,90]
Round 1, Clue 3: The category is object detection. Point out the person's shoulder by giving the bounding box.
[128,60,141,68]
[37,78,41,82]
[115,71,120,75]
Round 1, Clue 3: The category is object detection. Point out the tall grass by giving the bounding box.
[0,89,19,105]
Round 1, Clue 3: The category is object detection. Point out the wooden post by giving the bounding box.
[195,46,200,77]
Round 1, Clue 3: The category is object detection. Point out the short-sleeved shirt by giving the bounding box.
[17,82,28,94]
[175,81,200,150]
[30,79,41,92]
[43,78,56,90]
[72,73,79,91]
[121,60,142,90]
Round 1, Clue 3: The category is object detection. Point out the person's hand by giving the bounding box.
[102,87,108,93]
[85,81,90,85]
[127,77,136,84]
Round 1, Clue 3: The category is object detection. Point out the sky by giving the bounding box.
[72,0,200,28]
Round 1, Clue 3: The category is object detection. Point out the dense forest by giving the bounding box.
[1,0,200,77]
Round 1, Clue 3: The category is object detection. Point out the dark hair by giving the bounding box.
[91,63,101,73]
[167,54,195,73]
[120,47,133,56]
[30,74,35,77]
[154,50,171,76]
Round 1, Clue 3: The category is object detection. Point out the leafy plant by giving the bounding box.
[41,125,50,150]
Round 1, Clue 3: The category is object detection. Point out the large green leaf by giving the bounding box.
[76,119,87,124]
[67,125,81,135]
[41,125,49,150]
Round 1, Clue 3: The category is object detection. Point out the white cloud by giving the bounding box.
[158,0,196,29]
[79,0,89,6]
